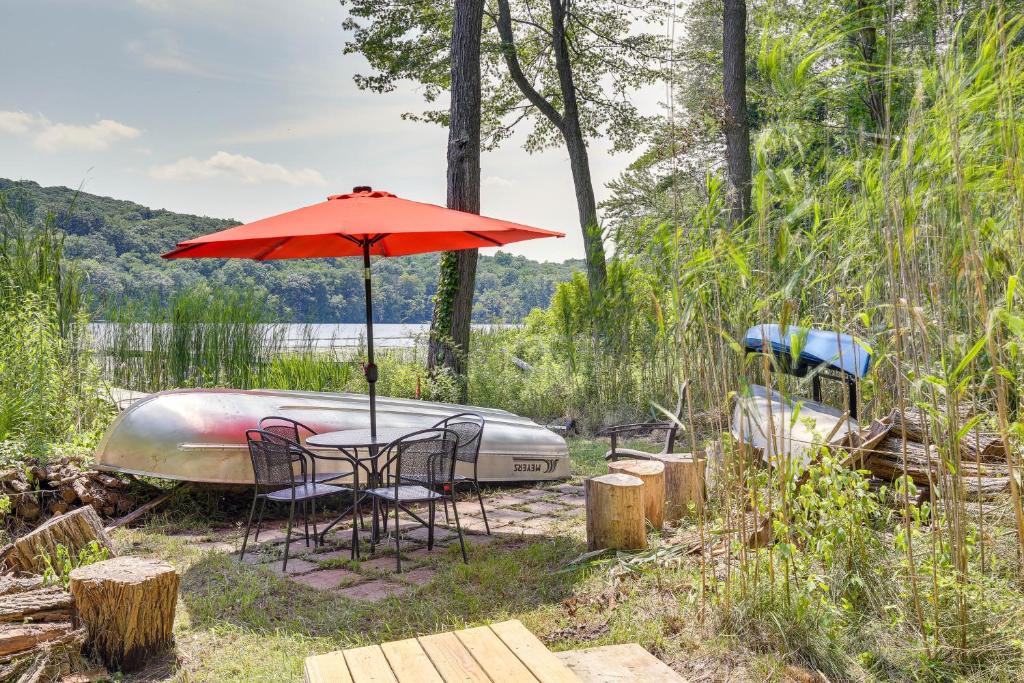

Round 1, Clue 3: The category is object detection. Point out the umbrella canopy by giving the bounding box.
[162,187,563,260]
[162,186,564,438]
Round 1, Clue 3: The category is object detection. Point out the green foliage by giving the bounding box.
[0,179,579,324]
[0,199,109,449]
[41,541,110,588]
[341,0,669,153]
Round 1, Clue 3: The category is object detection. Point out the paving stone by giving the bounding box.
[194,541,237,553]
[520,501,569,515]
[359,555,404,573]
[453,501,484,516]
[486,508,536,526]
[234,551,274,565]
[554,494,586,507]
[457,517,492,534]
[306,548,354,563]
[400,566,437,586]
[550,483,585,495]
[335,579,408,602]
[486,495,531,508]
[403,525,456,543]
[291,568,362,590]
[459,533,497,547]
[267,558,319,576]
[406,545,448,561]
[512,489,551,500]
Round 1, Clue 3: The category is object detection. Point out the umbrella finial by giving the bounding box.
[353,185,372,193]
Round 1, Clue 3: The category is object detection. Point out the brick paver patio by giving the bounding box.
[221,485,584,601]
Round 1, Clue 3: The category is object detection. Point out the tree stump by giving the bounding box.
[68,557,179,672]
[607,459,666,530]
[650,454,706,521]
[585,473,647,551]
[5,506,115,574]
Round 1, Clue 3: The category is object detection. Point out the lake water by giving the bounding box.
[90,322,512,351]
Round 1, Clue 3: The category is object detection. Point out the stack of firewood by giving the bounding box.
[2,459,135,522]
[0,507,114,681]
[835,407,1011,500]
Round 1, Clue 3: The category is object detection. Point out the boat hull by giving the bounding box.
[94,388,571,484]
[732,384,859,465]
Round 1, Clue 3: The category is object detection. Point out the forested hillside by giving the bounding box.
[0,178,580,322]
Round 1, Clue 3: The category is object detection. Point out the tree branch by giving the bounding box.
[496,0,565,131]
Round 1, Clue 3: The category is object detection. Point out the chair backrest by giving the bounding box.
[246,429,305,489]
[258,416,317,445]
[382,428,459,488]
[433,413,484,465]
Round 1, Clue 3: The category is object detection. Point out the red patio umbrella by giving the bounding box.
[162,186,564,437]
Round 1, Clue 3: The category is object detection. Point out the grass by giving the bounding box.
[116,436,1024,682]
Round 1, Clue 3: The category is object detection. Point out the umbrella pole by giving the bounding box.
[362,239,377,439]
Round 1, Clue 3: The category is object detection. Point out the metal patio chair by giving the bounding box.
[240,429,351,571]
[601,381,690,462]
[258,416,338,483]
[430,413,488,534]
[363,428,466,572]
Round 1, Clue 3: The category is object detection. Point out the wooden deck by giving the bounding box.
[304,619,582,683]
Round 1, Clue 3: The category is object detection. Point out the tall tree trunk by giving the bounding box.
[549,0,607,292]
[427,0,484,403]
[496,0,607,293]
[723,0,752,225]
[853,0,885,133]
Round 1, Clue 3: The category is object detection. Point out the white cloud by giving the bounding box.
[0,111,141,152]
[149,151,327,186]
[483,175,515,188]
[34,119,141,153]
[126,30,214,78]
[0,111,35,135]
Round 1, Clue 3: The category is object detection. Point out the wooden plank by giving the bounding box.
[418,631,492,683]
[454,625,540,683]
[555,644,688,682]
[380,638,445,683]
[305,652,353,683]
[488,620,580,683]
[344,645,399,683]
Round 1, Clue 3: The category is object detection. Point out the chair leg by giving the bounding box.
[311,498,319,548]
[394,500,402,573]
[253,496,267,542]
[474,481,490,535]
[450,495,468,564]
[283,499,296,572]
[303,500,311,547]
[240,491,259,559]
[427,500,435,551]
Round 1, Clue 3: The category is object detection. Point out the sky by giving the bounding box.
[0,0,662,263]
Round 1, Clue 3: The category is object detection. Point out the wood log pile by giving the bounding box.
[834,407,1011,501]
[1,458,135,523]
[0,508,115,681]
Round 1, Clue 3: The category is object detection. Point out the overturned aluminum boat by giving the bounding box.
[732,324,870,465]
[95,388,570,484]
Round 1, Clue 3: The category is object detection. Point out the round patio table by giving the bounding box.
[307,427,418,557]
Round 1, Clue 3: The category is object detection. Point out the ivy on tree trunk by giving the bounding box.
[427,0,485,403]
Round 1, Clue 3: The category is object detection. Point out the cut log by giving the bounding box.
[649,454,706,521]
[69,557,179,672]
[0,576,43,598]
[585,473,647,551]
[0,624,86,682]
[607,459,666,530]
[0,586,74,624]
[5,506,115,574]
[0,622,76,658]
